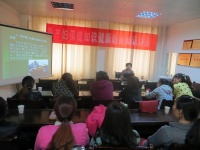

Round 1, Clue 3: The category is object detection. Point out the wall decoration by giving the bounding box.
[177,53,191,66]
[190,53,200,67]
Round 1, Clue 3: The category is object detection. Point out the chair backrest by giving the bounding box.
[0,135,19,150]
[37,79,58,91]
[128,101,140,109]
[169,143,199,150]
[193,81,200,91]
[115,71,122,79]
[145,82,157,91]
[93,146,151,150]
[111,80,122,91]
[160,100,174,109]
[93,99,120,107]
[7,98,45,109]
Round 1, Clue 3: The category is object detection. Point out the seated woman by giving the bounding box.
[12,76,42,100]
[0,97,19,138]
[52,74,74,98]
[61,73,79,98]
[0,97,31,149]
[90,102,140,148]
[144,95,200,149]
[34,96,89,150]
[119,76,142,107]
[145,78,173,109]
[90,71,113,100]
[172,73,194,99]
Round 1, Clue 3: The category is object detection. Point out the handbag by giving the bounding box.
[139,100,158,113]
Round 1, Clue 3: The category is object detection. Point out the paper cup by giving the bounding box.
[164,106,170,114]
[18,105,24,114]
[38,87,42,92]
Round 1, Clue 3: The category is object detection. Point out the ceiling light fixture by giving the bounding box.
[136,11,161,18]
[51,1,74,10]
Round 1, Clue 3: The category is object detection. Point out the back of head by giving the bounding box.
[47,96,77,150]
[176,95,200,145]
[176,95,199,122]
[127,76,140,90]
[159,78,174,91]
[54,96,77,122]
[22,76,35,89]
[101,102,137,147]
[96,71,109,81]
[61,73,73,82]
[0,97,6,121]
[173,73,193,89]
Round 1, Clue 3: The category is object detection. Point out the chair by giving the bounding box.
[144,82,157,91]
[93,145,152,150]
[111,80,122,91]
[128,101,140,109]
[168,143,199,150]
[160,99,174,109]
[93,99,120,107]
[115,71,122,79]
[37,79,58,91]
[0,135,19,150]
[7,98,45,109]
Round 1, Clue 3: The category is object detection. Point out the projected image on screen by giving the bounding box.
[0,24,52,86]
[29,59,48,76]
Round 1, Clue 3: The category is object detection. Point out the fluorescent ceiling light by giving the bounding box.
[136,11,161,18]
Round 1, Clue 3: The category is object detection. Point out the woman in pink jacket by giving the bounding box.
[34,96,89,150]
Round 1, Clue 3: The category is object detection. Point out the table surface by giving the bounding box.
[6,109,176,127]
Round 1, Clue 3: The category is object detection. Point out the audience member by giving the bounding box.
[119,76,142,107]
[61,73,79,98]
[121,63,134,78]
[145,78,173,109]
[172,73,194,99]
[34,96,89,150]
[0,97,31,149]
[90,102,140,147]
[144,95,200,149]
[12,76,42,100]
[52,75,74,98]
[90,71,113,100]
[0,97,19,138]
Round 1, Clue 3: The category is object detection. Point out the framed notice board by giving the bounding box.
[190,54,200,67]
[182,40,193,50]
[177,53,192,66]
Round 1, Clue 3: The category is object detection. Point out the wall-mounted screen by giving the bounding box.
[0,24,52,86]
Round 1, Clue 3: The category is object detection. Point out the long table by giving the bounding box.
[6,109,176,128]
[5,109,176,146]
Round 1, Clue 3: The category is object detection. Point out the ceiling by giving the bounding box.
[1,0,200,26]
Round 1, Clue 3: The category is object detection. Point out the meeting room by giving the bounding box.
[0,0,200,150]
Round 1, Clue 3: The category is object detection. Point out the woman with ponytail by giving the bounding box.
[34,96,89,150]
[172,73,194,99]
[144,95,200,149]
[12,76,42,100]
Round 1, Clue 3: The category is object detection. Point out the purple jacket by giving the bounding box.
[90,80,114,100]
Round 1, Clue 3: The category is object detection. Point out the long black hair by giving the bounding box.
[175,95,200,145]
[100,102,138,147]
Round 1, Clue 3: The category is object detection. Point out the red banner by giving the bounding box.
[46,23,157,51]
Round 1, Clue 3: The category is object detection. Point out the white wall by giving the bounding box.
[166,19,200,83]
[0,1,21,99]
